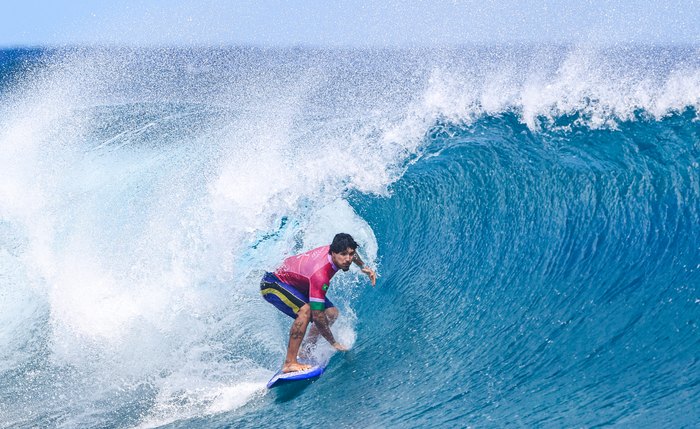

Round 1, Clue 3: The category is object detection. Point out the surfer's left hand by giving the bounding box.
[362,266,376,286]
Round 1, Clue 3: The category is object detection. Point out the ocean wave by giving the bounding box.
[0,45,698,427]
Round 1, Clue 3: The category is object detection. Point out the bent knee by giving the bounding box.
[325,307,339,319]
[296,304,311,321]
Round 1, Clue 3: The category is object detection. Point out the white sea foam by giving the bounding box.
[416,46,700,130]
[0,48,389,425]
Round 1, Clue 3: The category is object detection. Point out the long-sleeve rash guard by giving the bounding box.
[274,245,339,311]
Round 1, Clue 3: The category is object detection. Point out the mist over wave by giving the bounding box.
[0,45,698,427]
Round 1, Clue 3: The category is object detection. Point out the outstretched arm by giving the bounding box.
[311,310,347,351]
[353,253,377,286]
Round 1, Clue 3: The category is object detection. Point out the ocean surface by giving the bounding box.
[0,45,698,428]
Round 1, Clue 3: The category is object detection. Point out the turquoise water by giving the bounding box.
[0,46,698,428]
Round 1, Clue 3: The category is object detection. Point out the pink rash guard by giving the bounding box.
[274,245,339,311]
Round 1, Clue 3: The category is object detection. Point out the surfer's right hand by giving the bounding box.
[333,342,348,352]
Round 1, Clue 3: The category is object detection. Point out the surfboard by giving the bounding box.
[266,362,326,389]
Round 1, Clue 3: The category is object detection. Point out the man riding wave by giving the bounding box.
[260,233,376,373]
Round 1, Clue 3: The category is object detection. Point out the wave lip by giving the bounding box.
[415,45,700,130]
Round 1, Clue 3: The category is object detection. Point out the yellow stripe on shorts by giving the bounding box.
[260,287,301,313]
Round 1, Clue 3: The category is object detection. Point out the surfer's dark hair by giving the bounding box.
[330,233,358,253]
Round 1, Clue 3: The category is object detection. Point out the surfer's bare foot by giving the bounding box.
[282,362,312,373]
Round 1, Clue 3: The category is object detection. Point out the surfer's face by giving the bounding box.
[331,247,356,271]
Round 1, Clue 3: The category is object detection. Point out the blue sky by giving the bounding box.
[2,0,699,47]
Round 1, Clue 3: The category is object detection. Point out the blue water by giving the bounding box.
[0,46,698,428]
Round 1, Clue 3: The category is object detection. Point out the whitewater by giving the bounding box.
[0,45,698,428]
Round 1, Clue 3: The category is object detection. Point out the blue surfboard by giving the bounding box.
[266,363,326,389]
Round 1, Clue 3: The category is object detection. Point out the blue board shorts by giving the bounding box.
[260,272,334,319]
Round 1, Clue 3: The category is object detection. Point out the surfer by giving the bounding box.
[260,233,376,373]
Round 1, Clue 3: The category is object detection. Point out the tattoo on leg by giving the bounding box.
[291,320,305,340]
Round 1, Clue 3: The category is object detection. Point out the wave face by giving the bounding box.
[348,112,700,427]
[0,46,699,428]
